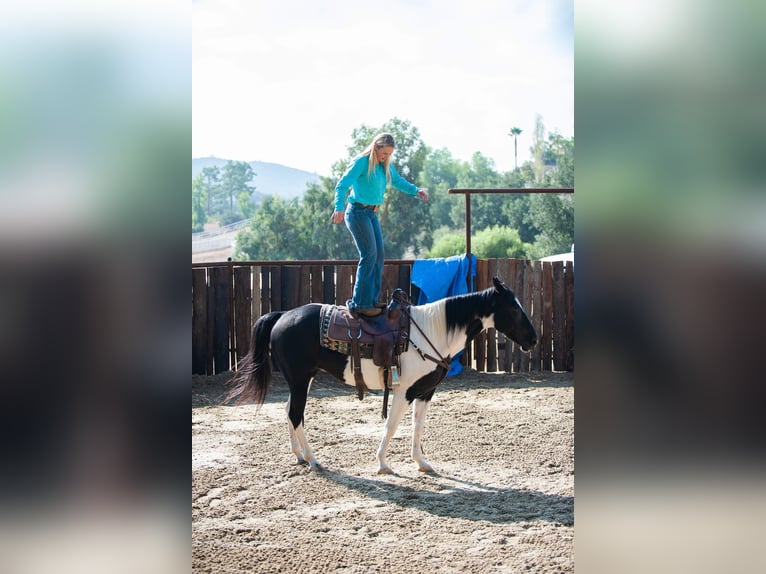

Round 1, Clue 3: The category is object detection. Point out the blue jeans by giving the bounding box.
[345,203,384,310]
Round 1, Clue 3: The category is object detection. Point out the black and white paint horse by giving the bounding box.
[227,277,537,474]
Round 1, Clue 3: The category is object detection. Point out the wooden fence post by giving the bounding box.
[541,262,553,371]
[552,262,566,371]
[531,260,543,372]
[564,260,575,371]
[192,268,207,375]
[211,266,232,374]
[233,266,251,368]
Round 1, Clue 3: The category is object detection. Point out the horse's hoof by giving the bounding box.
[377,465,394,475]
[417,463,434,473]
[296,457,308,466]
[309,462,324,472]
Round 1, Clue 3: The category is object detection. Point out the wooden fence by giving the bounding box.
[192,258,573,376]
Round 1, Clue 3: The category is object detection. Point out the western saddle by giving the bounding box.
[320,289,411,400]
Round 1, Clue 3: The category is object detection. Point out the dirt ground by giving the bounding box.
[192,368,574,573]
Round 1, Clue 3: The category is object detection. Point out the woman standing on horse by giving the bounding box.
[331,132,429,316]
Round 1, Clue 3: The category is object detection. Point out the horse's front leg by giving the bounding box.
[411,398,433,472]
[375,390,409,474]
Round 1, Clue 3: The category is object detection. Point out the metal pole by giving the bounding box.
[465,192,471,263]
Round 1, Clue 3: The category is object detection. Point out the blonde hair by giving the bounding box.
[359,132,395,185]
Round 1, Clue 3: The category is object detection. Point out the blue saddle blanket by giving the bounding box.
[411,254,476,376]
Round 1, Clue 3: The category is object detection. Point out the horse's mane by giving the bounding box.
[443,287,495,331]
[409,287,495,350]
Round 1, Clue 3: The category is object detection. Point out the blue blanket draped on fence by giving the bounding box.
[411,254,476,376]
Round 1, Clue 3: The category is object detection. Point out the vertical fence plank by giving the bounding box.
[520,259,532,372]
[205,273,215,374]
[541,262,553,371]
[473,258,488,371]
[397,264,411,299]
[381,265,399,304]
[486,258,498,372]
[336,265,355,306]
[192,268,207,375]
[211,266,232,374]
[501,259,516,371]
[250,265,261,323]
[512,259,525,373]
[260,267,271,314]
[233,266,252,367]
[564,260,575,371]
[495,258,511,372]
[323,265,335,304]
[270,266,282,311]
[310,265,323,303]
[229,267,237,370]
[552,262,566,371]
[300,265,311,306]
[281,266,302,310]
[530,260,543,371]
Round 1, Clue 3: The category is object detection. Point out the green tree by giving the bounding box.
[531,114,546,184]
[220,160,255,222]
[200,166,220,215]
[295,177,358,259]
[192,174,207,232]
[427,226,532,259]
[426,231,469,258]
[524,129,575,257]
[473,226,531,258]
[234,195,301,260]
[237,191,255,220]
[420,147,461,229]
[498,168,538,243]
[508,126,522,170]
[526,193,574,256]
[449,152,506,230]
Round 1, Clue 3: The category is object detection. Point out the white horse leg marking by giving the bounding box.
[411,399,433,472]
[292,422,321,470]
[285,399,305,464]
[285,399,306,464]
[285,398,320,469]
[376,390,409,474]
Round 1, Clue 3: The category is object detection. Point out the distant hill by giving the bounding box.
[192,156,322,199]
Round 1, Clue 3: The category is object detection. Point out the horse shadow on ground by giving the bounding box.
[317,469,573,526]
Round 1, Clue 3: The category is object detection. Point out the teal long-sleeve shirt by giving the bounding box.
[333,155,419,212]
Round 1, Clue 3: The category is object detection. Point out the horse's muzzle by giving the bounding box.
[522,338,538,352]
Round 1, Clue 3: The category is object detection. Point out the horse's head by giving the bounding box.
[490,277,538,351]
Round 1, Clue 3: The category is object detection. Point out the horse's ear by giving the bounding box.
[492,277,505,292]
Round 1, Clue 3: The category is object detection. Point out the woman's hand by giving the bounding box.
[417,188,429,201]
[330,210,345,224]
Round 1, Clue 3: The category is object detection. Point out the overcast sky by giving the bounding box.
[193,0,573,176]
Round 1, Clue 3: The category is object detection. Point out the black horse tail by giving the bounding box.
[225,311,285,407]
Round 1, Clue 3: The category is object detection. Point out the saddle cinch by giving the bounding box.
[320,289,411,400]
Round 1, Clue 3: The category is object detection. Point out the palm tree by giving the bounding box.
[508,127,522,170]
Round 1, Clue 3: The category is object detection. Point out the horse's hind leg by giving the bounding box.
[285,381,322,470]
[285,400,306,465]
